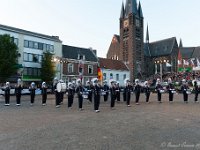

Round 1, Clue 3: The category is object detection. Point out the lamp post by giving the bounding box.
[154,57,170,82]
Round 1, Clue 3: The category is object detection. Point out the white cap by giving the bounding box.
[42,82,46,86]
[6,82,10,85]
[135,79,139,83]
[31,82,35,86]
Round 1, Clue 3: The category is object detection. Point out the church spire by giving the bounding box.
[125,0,138,17]
[138,1,143,18]
[179,39,183,48]
[120,2,125,19]
[146,24,149,43]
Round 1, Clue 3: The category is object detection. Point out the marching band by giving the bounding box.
[1,77,200,113]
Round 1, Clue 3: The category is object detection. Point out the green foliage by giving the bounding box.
[41,52,55,83]
[0,34,18,82]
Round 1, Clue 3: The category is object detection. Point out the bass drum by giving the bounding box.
[57,82,67,92]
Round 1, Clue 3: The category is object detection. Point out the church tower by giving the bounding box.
[119,0,144,81]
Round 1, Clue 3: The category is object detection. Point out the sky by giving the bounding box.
[0,0,200,58]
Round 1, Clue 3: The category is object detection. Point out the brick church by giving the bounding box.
[107,0,179,82]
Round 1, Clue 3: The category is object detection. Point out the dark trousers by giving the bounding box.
[123,92,126,101]
[183,93,188,102]
[30,94,35,103]
[5,94,10,104]
[42,94,47,104]
[16,94,21,104]
[116,92,120,101]
[60,93,64,103]
[126,93,131,105]
[68,96,73,108]
[94,95,100,110]
[195,93,199,102]
[111,96,116,108]
[78,95,83,109]
[145,93,150,102]
[135,92,140,103]
[88,93,92,102]
[104,93,109,102]
[157,93,162,102]
[169,93,174,101]
[55,92,60,106]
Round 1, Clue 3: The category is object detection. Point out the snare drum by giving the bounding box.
[159,90,164,93]
[171,90,176,94]
[186,90,191,95]
[101,91,107,96]
[83,95,88,99]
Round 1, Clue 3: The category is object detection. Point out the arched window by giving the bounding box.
[110,73,113,79]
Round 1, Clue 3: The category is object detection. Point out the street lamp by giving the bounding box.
[154,57,170,82]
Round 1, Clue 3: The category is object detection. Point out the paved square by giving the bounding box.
[0,93,200,150]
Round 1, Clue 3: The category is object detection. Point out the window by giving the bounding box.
[50,45,54,53]
[23,68,28,75]
[23,68,41,76]
[29,41,34,48]
[123,74,126,80]
[23,53,29,61]
[68,63,74,73]
[110,73,113,79]
[43,44,47,51]
[14,38,18,46]
[38,43,43,50]
[29,54,33,62]
[24,40,29,48]
[103,73,106,80]
[46,44,50,52]
[34,42,38,49]
[88,65,93,74]
[116,74,119,81]
[33,54,39,62]
[39,55,43,63]
[33,68,38,76]
[78,54,85,60]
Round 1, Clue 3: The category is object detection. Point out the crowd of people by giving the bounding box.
[1,76,200,113]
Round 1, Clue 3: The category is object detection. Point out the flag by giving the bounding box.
[183,59,189,66]
[190,58,195,67]
[177,49,182,66]
[197,58,200,67]
[166,62,172,67]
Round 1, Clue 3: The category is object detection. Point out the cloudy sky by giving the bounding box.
[0,0,200,57]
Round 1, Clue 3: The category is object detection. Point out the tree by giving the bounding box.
[0,34,18,83]
[41,52,55,83]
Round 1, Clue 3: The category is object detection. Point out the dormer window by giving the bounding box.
[78,54,85,60]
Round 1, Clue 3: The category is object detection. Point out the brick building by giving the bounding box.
[62,45,98,84]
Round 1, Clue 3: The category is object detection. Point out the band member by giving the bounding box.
[29,82,36,105]
[166,78,175,103]
[41,82,47,106]
[124,79,132,107]
[15,78,23,106]
[103,80,109,102]
[2,82,11,106]
[93,78,101,113]
[53,77,60,108]
[181,79,189,103]
[59,80,64,105]
[76,79,84,111]
[134,79,141,105]
[193,81,200,102]
[155,78,163,103]
[143,81,151,103]
[85,81,93,103]
[115,82,121,102]
[67,82,75,108]
[110,80,117,109]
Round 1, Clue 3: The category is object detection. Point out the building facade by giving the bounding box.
[62,45,98,84]
[0,24,62,83]
[107,0,144,81]
[99,58,130,86]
